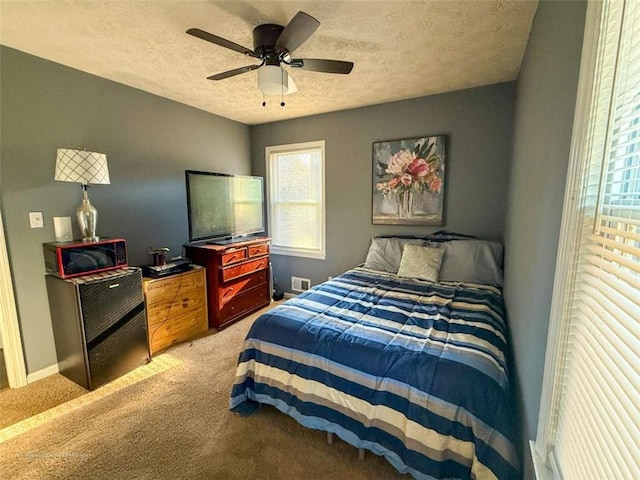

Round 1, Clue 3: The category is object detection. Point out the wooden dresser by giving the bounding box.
[142,265,208,355]
[184,237,270,330]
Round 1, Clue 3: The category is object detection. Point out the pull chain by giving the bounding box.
[281,67,285,107]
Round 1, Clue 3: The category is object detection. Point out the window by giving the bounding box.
[265,141,325,259]
[534,1,640,479]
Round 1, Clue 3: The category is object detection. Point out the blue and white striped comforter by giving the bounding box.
[230,268,519,479]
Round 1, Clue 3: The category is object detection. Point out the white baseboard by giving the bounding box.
[27,363,59,383]
[283,292,297,299]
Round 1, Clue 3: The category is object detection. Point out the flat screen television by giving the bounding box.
[185,170,265,244]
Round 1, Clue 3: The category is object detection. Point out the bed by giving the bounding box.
[229,235,520,479]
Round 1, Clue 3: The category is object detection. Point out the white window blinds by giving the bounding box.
[266,141,325,259]
[536,1,640,478]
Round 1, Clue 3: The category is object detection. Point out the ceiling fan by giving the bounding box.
[187,11,354,98]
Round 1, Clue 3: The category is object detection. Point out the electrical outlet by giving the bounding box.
[29,211,44,229]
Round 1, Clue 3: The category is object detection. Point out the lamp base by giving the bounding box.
[77,187,99,243]
[80,235,100,243]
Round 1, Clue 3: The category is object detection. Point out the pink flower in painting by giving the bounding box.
[386,149,415,176]
[408,158,429,177]
[375,143,443,202]
[388,177,400,189]
[429,177,443,193]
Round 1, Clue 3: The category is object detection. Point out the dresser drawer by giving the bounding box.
[145,285,207,327]
[221,248,247,266]
[219,270,268,307]
[221,257,269,282]
[219,285,269,324]
[144,268,204,305]
[147,308,207,354]
[248,243,269,258]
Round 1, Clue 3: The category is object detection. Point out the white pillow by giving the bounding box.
[438,240,504,286]
[396,244,444,282]
[363,237,428,273]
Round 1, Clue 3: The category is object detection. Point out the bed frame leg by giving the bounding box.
[326,432,363,460]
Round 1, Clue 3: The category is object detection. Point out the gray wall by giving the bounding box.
[0,47,251,374]
[503,0,586,477]
[251,83,516,292]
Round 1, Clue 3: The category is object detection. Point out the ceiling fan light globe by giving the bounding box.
[285,74,298,95]
[258,65,288,95]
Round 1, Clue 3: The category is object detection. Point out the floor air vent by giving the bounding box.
[291,276,311,292]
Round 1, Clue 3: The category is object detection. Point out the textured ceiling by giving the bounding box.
[0,0,538,125]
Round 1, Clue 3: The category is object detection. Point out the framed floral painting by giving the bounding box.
[372,135,446,225]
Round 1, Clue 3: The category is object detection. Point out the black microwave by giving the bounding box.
[43,238,128,279]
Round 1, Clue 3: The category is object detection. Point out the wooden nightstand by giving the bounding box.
[142,265,208,355]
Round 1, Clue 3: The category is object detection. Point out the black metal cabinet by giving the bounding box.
[46,268,150,390]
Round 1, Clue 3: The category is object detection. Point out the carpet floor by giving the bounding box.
[0,374,87,429]
[0,303,406,480]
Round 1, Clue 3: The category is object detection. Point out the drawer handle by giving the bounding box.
[223,287,235,298]
[109,283,120,289]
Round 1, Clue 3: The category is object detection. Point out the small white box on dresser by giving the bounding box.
[53,216,72,242]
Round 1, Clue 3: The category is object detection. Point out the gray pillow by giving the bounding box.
[363,237,429,273]
[397,244,445,282]
[439,240,504,286]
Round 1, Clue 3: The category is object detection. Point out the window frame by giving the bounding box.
[265,140,326,260]
[534,5,603,471]
[534,1,640,478]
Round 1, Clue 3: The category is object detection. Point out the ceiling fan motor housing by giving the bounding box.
[253,24,285,60]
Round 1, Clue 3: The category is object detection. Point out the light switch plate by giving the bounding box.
[29,211,44,228]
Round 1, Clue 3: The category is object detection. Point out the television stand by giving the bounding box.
[184,237,271,329]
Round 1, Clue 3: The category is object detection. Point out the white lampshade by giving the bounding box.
[55,148,110,185]
[258,65,288,95]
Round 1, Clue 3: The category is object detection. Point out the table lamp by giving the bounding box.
[54,148,110,242]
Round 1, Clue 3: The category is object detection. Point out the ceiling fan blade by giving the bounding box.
[291,58,354,74]
[207,64,261,81]
[275,11,320,55]
[187,28,259,58]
